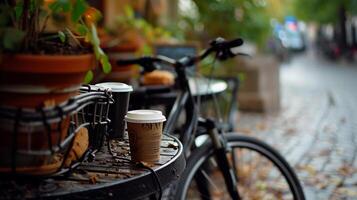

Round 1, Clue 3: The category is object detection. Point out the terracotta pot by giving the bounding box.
[101,56,139,83]
[106,43,139,53]
[105,30,146,53]
[0,54,95,107]
[93,48,139,83]
[97,31,144,83]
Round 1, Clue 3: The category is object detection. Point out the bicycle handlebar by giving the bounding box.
[116,37,244,72]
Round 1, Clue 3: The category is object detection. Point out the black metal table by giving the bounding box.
[0,134,185,200]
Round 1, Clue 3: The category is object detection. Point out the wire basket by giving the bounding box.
[0,85,113,176]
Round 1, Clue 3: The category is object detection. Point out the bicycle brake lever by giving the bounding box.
[216,49,235,61]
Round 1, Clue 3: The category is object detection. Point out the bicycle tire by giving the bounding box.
[175,133,305,200]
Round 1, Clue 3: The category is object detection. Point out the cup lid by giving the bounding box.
[96,82,133,92]
[125,110,166,123]
[81,85,112,92]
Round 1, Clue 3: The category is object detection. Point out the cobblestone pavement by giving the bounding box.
[236,53,357,200]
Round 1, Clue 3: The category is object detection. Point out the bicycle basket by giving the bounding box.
[0,85,113,176]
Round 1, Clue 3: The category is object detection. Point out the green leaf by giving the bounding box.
[71,0,88,22]
[14,4,23,21]
[49,0,72,13]
[3,28,26,50]
[89,24,101,59]
[100,54,112,74]
[58,31,66,43]
[76,24,88,36]
[84,70,94,84]
[87,24,111,74]
[90,24,100,46]
[93,44,105,61]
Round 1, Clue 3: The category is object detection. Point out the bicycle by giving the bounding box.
[117,37,305,200]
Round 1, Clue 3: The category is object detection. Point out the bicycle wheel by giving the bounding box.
[175,133,305,200]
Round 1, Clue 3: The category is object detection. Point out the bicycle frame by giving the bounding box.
[160,58,242,199]
[163,66,198,153]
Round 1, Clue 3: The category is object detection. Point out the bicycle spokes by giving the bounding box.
[233,148,293,200]
[185,147,294,200]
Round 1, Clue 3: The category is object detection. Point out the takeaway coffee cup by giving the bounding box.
[124,110,166,163]
[96,82,133,139]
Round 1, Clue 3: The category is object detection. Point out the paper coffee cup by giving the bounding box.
[96,82,133,139]
[125,110,166,163]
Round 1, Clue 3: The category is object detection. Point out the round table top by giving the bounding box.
[0,134,185,200]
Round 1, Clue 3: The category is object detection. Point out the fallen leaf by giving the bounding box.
[167,142,178,149]
[89,175,98,184]
[297,165,317,176]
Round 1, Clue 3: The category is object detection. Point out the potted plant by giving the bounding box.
[99,5,171,83]
[0,0,111,107]
[0,0,111,175]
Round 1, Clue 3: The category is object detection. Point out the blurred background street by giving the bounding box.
[237,50,357,199]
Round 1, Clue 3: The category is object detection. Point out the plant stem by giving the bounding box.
[40,14,50,34]
[22,0,30,31]
[33,5,40,50]
[21,0,30,51]
[65,28,83,48]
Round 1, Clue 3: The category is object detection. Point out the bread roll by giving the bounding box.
[64,127,89,167]
[142,70,175,86]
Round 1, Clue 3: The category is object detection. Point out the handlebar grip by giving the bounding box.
[208,37,245,61]
[210,37,244,49]
[210,37,243,48]
[226,38,244,48]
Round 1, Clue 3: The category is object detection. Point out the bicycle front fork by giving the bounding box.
[198,118,241,200]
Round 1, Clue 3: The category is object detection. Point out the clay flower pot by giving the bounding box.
[0,54,95,107]
[98,32,144,83]
[0,54,94,175]
[102,52,140,83]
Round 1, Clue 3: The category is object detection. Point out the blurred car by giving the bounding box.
[279,29,306,51]
[278,17,306,52]
[268,18,305,62]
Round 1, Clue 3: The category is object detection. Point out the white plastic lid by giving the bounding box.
[125,110,166,123]
[96,82,133,92]
[86,85,111,92]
